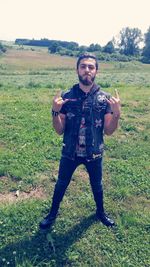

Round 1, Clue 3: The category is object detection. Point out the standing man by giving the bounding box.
[40,53,121,229]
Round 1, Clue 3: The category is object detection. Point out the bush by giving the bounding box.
[96,52,134,62]
[0,42,6,53]
[141,57,150,64]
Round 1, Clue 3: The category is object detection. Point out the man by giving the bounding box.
[40,53,121,229]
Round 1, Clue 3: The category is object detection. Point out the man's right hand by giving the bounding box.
[52,92,69,112]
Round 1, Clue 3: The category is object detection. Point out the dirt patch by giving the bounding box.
[122,195,150,211]
[0,187,47,204]
[0,176,8,180]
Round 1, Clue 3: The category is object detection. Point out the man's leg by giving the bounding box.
[39,157,78,229]
[85,158,104,212]
[85,158,115,227]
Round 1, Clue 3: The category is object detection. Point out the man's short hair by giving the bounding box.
[76,53,99,70]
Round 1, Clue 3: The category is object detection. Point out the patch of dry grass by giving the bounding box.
[0,187,46,205]
[1,48,76,70]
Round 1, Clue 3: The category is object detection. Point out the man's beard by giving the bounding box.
[78,74,95,86]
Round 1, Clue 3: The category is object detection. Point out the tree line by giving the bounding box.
[1,26,150,63]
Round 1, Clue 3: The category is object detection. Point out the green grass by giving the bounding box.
[0,47,150,266]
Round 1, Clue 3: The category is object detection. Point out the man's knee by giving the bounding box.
[55,178,70,190]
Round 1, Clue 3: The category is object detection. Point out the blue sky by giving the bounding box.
[1,0,149,46]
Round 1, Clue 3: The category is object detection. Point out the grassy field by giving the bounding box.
[0,46,150,267]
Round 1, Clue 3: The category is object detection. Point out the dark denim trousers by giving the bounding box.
[50,155,104,216]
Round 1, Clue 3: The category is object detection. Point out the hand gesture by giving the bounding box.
[107,89,121,118]
[52,91,69,112]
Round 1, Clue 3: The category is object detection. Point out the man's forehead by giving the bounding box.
[79,58,96,65]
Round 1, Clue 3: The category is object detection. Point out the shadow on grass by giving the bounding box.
[0,214,96,266]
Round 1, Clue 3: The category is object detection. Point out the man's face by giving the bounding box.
[77,58,97,86]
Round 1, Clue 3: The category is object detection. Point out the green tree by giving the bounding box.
[142,27,150,63]
[0,42,6,53]
[103,41,115,54]
[48,41,60,53]
[67,42,79,51]
[79,45,88,53]
[88,43,101,52]
[118,27,142,56]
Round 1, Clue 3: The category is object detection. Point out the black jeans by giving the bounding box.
[50,156,104,216]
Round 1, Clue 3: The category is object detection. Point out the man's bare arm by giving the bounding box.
[52,91,68,135]
[104,113,120,135]
[52,113,66,135]
[104,89,121,136]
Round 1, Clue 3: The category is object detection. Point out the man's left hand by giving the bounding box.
[106,89,121,118]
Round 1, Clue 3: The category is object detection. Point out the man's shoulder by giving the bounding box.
[61,84,79,99]
[92,84,110,98]
[97,89,111,99]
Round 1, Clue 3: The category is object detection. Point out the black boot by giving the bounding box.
[39,180,68,229]
[39,197,61,229]
[39,212,57,229]
[96,210,115,227]
[40,173,72,229]
[93,190,115,227]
